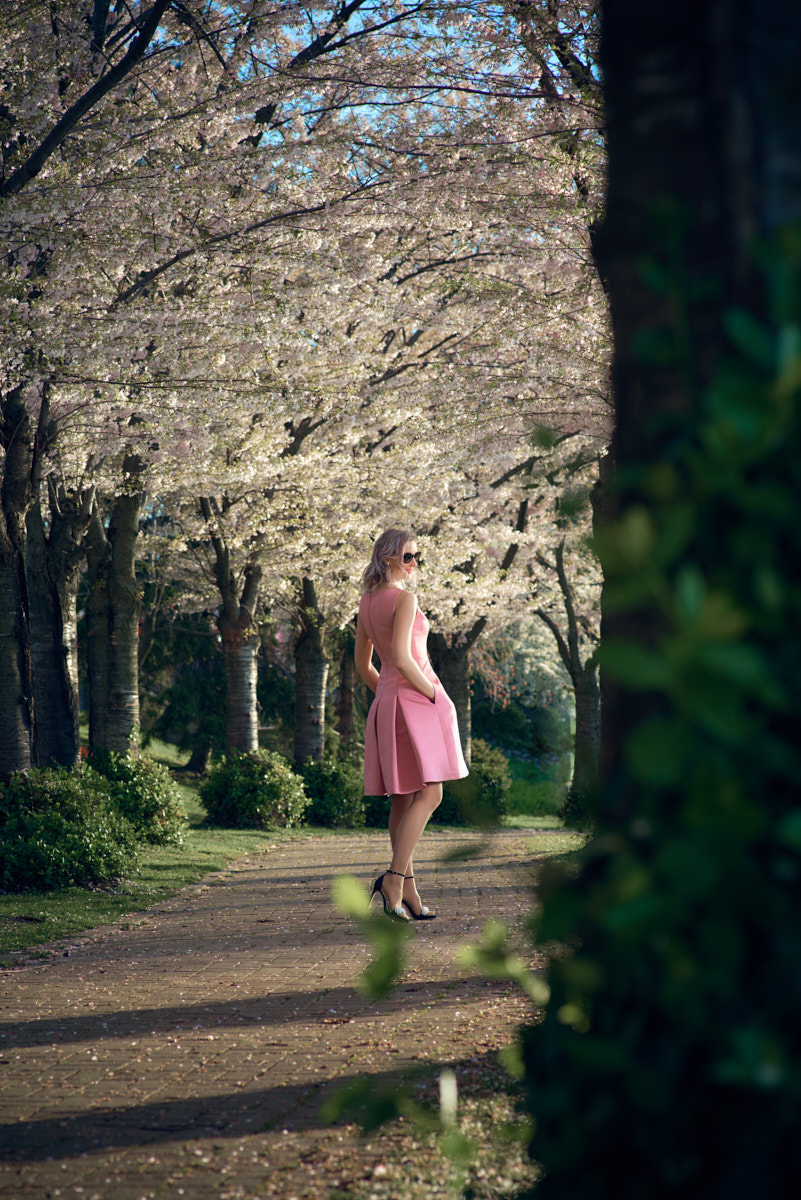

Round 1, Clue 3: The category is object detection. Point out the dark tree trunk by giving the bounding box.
[335,624,356,748]
[572,660,600,797]
[85,491,144,755]
[0,552,33,778]
[0,384,40,778]
[293,577,328,764]
[594,0,801,805]
[522,6,801,1197]
[183,742,212,774]
[25,485,92,769]
[428,632,472,765]
[26,505,79,768]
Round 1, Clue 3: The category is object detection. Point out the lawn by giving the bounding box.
[1,738,570,962]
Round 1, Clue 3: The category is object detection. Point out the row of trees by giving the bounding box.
[1,0,607,783]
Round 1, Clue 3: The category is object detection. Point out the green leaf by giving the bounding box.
[776,810,801,852]
[331,872,369,918]
[725,309,775,370]
[624,717,686,787]
[456,920,550,1004]
[597,640,671,689]
[441,1128,476,1166]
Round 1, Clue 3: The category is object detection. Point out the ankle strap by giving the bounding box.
[404,874,414,879]
[385,868,405,877]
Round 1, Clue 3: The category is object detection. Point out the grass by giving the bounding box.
[1,736,571,962]
[0,755,299,962]
[502,813,564,830]
[504,756,567,819]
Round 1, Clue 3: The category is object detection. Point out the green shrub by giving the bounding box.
[558,786,594,830]
[472,699,533,754]
[200,749,309,829]
[0,766,138,891]
[508,777,565,818]
[473,698,571,760]
[89,749,186,844]
[433,737,511,827]
[299,758,366,828]
[364,794,391,828]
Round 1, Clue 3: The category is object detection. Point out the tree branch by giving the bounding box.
[1,0,171,198]
[535,606,572,675]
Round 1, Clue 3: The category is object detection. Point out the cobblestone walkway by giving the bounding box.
[0,829,544,1200]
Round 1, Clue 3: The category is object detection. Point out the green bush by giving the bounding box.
[508,776,565,818]
[200,749,309,829]
[433,737,511,827]
[0,766,138,891]
[558,786,594,830]
[473,698,571,760]
[299,757,366,828]
[364,793,391,828]
[89,749,186,844]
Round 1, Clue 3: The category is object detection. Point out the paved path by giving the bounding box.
[0,828,547,1200]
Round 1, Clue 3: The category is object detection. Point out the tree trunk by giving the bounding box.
[220,619,260,753]
[183,742,212,774]
[25,482,92,768]
[571,659,600,797]
[428,632,471,766]
[26,501,82,768]
[335,624,356,748]
[535,540,601,799]
[522,5,801,1196]
[0,552,33,778]
[593,0,801,801]
[199,496,262,755]
[0,384,39,778]
[85,492,144,755]
[293,577,328,764]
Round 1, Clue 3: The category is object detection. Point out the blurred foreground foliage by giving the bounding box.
[519,236,801,1197]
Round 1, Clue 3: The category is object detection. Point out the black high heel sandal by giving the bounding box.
[371,869,409,921]
[403,873,436,920]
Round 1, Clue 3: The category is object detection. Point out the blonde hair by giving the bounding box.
[361,527,415,593]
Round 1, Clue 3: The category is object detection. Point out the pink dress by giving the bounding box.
[359,588,469,796]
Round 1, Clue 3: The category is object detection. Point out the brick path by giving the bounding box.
[0,828,546,1200]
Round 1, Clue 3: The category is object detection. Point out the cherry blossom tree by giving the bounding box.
[1,0,610,777]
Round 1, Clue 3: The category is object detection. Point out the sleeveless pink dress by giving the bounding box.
[359,588,469,796]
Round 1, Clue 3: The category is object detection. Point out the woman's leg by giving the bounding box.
[388,794,421,909]
[382,782,443,910]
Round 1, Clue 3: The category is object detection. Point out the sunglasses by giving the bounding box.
[402,552,422,564]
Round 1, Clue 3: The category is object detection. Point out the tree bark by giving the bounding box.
[220,620,260,753]
[85,491,144,755]
[428,632,472,765]
[25,492,87,768]
[522,6,801,1195]
[0,384,40,778]
[535,540,600,797]
[572,660,600,797]
[593,0,801,814]
[0,552,33,779]
[293,577,328,764]
[200,497,262,754]
[335,625,356,748]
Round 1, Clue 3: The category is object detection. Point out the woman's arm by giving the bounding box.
[354,617,380,693]
[392,591,436,700]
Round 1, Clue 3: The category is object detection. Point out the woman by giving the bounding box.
[355,528,468,920]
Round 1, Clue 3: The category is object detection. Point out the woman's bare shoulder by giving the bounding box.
[394,588,416,613]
